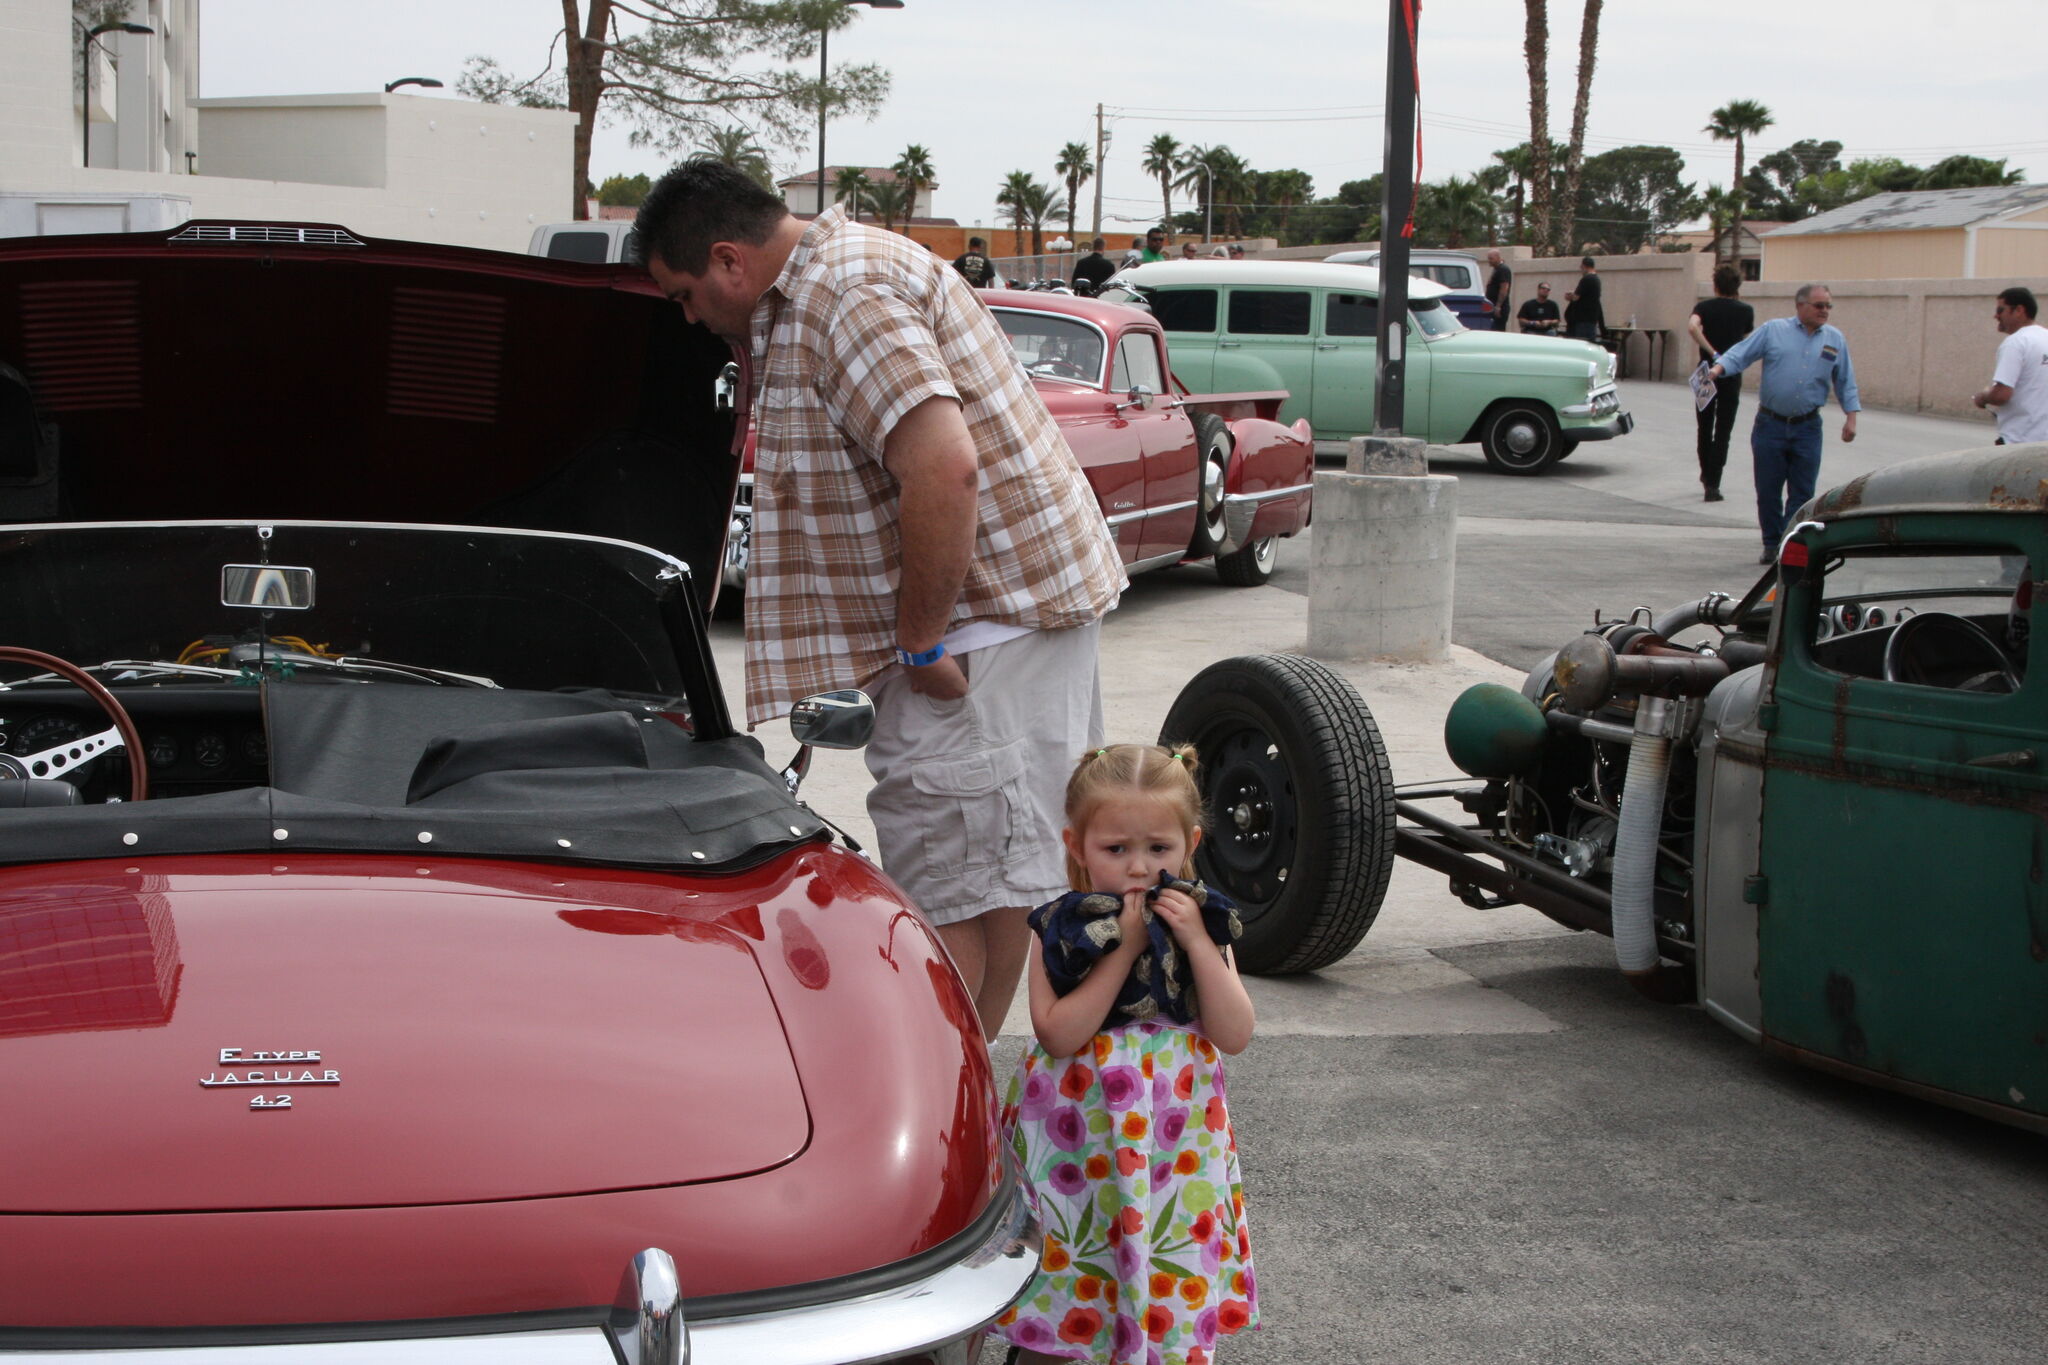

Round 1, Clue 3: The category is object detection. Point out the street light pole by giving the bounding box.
[817,0,904,218]
[79,20,153,168]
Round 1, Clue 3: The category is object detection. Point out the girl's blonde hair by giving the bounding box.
[1062,743,1206,891]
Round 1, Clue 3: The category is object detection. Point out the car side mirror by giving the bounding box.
[1117,384,1155,413]
[221,564,315,611]
[789,689,874,751]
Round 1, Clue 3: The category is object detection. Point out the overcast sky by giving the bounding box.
[201,0,2044,232]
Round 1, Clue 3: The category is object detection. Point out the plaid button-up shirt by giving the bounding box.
[740,208,1124,727]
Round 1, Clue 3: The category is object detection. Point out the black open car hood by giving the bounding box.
[0,221,741,616]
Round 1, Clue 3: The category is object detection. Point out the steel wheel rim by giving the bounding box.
[1200,442,1228,544]
[1193,720,1298,924]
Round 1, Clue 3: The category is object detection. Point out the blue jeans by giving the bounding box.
[1751,410,1823,550]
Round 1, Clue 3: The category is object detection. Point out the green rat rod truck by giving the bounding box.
[1163,445,2045,1133]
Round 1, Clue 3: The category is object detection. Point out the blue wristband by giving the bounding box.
[894,642,947,667]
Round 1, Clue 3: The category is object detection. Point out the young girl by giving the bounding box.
[992,743,1260,1365]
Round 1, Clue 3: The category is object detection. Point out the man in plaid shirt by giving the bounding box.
[633,160,1125,1040]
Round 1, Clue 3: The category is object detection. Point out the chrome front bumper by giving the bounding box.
[1,1172,1040,1365]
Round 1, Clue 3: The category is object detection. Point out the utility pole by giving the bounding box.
[1374,0,1420,434]
[1092,103,1106,239]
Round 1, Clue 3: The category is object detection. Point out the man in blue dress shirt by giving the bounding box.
[1708,284,1861,563]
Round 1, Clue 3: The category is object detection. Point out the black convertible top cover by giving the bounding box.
[0,685,824,870]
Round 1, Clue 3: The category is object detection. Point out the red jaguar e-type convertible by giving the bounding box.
[0,222,1034,1363]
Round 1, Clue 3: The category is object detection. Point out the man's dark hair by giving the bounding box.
[1998,286,2039,319]
[1146,226,1165,239]
[1712,265,1742,297]
[968,236,985,250]
[1090,237,1105,251]
[630,157,788,274]
[1579,256,1596,270]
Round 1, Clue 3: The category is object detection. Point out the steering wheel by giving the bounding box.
[1033,358,1090,380]
[0,647,148,801]
[1880,611,2019,694]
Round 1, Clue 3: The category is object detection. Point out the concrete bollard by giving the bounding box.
[1308,435,1457,662]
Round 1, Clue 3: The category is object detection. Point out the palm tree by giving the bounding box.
[697,125,773,188]
[1434,176,1494,249]
[996,173,1065,257]
[1175,145,1248,240]
[1554,0,1604,257]
[833,167,871,223]
[1055,141,1094,237]
[1705,99,1775,220]
[996,170,1036,255]
[1523,1,1553,254]
[1492,144,1533,243]
[1265,169,1313,237]
[863,178,915,232]
[891,144,936,212]
[1700,183,1742,266]
[1142,134,1181,237]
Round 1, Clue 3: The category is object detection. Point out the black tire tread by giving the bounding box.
[1160,653,1396,974]
[1214,538,1274,587]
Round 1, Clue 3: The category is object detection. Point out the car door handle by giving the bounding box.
[1966,748,2036,769]
[1316,343,1339,351]
[1218,341,1241,348]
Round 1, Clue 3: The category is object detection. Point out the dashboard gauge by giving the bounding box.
[147,733,180,769]
[1863,606,1887,630]
[241,731,268,766]
[193,731,230,770]
[1815,614,1835,642]
[10,715,88,758]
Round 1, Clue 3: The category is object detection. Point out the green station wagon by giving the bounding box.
[1104,260,1633,475]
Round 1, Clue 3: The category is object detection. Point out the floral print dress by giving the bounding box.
[992,1019,1259,1364]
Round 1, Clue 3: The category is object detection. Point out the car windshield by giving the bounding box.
[0,522,691,700]
[1409,297,1464,337]
[993,309,1106,385]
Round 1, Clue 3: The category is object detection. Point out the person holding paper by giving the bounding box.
[1688,265,1754,503]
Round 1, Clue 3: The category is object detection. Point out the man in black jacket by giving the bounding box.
[1071,237,1116,294]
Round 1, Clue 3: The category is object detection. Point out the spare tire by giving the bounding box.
[1160,654,1395,974]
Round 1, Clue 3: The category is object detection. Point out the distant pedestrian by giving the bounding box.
[1563,256,1604,342]
[951,236,996,289]
[1484,248,1513,332]
[1228,242,1246,259]
[1072,236,1116,294]
[1140,227,1168,264]
[1516,281,1560,335]
[1972,286,2048,445]
[1709,284,1860,563]
[1120,236,1146,269]
[1688,265,1755,502]
[1181,241,1201,260]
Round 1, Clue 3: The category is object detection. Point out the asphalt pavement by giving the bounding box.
[709,387,2044,1363]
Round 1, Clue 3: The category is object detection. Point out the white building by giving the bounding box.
[2,1,578,251]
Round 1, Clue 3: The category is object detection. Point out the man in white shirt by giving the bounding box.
[1973,287,2048,444]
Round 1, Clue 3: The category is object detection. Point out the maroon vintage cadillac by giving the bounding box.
[0,223,1036,1363]
[722,286,1316,599]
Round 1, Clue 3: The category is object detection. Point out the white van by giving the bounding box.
[526,220,642,264]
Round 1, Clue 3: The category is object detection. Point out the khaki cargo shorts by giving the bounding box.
[863,621,1104,926]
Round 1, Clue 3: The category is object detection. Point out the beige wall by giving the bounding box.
[1764,227,1965,282]
[197,103,390,188]
[1740,277,2045,420]
[1974,226,2048,278]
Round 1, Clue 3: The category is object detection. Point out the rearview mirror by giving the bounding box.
[788,689,874,751]
[221,564,315,611]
